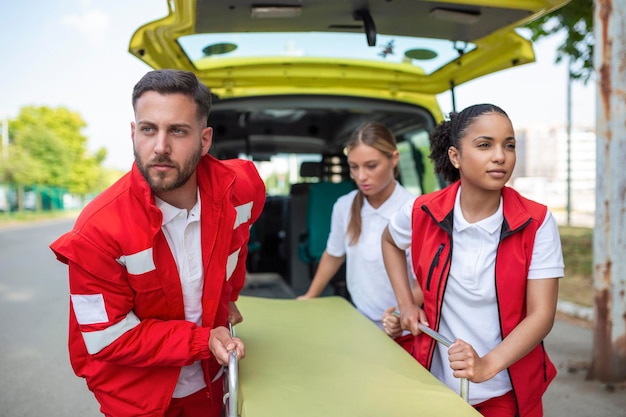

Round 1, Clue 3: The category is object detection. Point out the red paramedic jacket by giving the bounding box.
[50,154,265,417]
[409,181,556,417]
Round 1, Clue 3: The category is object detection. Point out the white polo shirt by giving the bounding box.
[326,181,415,329]
[388,187,564,404]
[156,194,206,398]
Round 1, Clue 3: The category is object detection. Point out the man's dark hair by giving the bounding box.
[132,69,212,126]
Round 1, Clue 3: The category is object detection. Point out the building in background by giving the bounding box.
[511,123,596,225]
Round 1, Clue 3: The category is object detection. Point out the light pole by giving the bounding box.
[566,58,572,226]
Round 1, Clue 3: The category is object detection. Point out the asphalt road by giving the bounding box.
[0,219,101,417]
[1,218,624,417]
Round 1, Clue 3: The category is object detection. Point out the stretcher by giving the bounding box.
[224,296,480,417]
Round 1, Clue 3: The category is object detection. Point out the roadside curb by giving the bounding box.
[0,213,78,232]
[557,299,593,323]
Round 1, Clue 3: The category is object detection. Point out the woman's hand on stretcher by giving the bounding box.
[384,304,429,337]
[382,307,404,338]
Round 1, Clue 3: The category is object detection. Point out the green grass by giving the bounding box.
[0,209,79,228]
[558,226,594,307]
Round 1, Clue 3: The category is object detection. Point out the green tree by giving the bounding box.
[11,124,73,187]
[2,142,46,185]
[525,0,594,83]
[7,106,107,196]
[69,147,108,196]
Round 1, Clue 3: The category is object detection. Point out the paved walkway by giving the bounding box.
[546,211,626,415]
[544,316,626,416]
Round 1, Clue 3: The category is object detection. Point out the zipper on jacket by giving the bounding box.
[426,243,444,291]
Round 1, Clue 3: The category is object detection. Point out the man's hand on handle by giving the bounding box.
[209,326,245,366]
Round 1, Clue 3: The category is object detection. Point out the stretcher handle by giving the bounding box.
[418,323,469,402]
[223,323,239,417]
[394,311,469,402]
[227,350,239,417]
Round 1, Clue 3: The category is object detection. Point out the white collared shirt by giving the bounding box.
[156,193,206,398]
[326,181,416,329]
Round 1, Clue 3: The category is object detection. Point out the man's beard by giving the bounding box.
[135,146,203,193]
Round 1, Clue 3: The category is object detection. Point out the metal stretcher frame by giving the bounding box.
[225,296,480,417]
[418,323,470,401]
[393,310,470,401]
[223,324,239,417]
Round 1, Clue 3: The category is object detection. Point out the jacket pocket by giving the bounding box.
[127,271,172,319]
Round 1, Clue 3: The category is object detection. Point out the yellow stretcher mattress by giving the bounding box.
[234,296,480,417]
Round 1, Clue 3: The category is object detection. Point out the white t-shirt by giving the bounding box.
[156,194,206,398]
[388,187,564,404]
[326,181,416,329]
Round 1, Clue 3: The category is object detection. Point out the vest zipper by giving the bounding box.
[426,243,444,291]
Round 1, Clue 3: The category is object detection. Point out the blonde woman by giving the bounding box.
[298,122,415,345]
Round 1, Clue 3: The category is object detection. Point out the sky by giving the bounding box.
[0,0,596,171]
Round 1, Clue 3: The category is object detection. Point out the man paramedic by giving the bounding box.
[50,69,266,417]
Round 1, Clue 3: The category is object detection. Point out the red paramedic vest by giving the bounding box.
[409,181,556,417]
